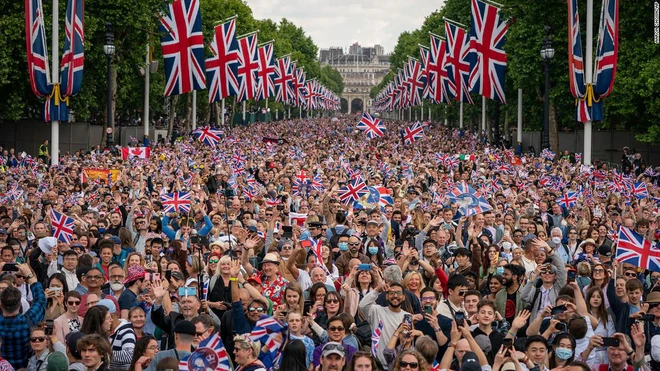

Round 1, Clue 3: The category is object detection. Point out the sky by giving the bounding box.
[245,0,445,54]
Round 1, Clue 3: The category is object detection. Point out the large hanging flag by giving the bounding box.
[25,0,52,98]
[407,57,425,107]
[403,121,424,145]
[50,209,75,243]
[567,0,589,122]
[121,147,151,160]
[303,79,317,109]
[293,67,307,107]
[59,0,84,97]
[428,33,452,103]
[235,32,259,102]
[445,20,474,104]
[159,0,206,96]
[255,41,276,101]
[161,191,192,213]
[206,16,240,103]
[356,112,386,139]
[591,0,619,121]
[274,55,294,104]
[418,45,433,100]
[468,0,508,103]
[615,227,660,272]
[447,181,493,217]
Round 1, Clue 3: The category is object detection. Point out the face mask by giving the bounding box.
[552,237,562,245]
[110,282,124,292]
[555,347,573,360]
[338,242,349,252]
[496,267,505,275]
[98,227,106,234]
[368,246,379,255]
[502,241,512,252]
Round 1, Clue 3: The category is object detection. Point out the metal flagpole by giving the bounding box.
[221,99,225,126]
[265,99,269,122]
[51,0,60,165]
[459,102,464,128]
[517,89,523,148]
[481,96,487,133]
[428,106,431,122]
[584,0,594,165]
[143,42,150,145]
[242,101,246,124]
[191,91,197,130]
[421,100,424,120]
[444,106,448,126]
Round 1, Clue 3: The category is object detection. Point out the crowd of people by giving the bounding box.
[0,116,658,371]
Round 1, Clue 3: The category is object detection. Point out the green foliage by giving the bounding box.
[318,65,343,95]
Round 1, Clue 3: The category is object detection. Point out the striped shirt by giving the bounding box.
[108,319,136,370]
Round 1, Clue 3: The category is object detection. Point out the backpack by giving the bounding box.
[328,227,341,248]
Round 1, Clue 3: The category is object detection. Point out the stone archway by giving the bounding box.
[350,98,364,113]
[340,98,349,113]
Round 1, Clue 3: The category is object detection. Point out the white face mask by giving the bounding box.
[110,282,124,292]
[551,237,562,245]
[502,242,512,252]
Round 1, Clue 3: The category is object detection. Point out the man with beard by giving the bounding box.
[118,265,146,319]
[334,235,369,276]
[495,264,526,328]
[127,202,150,254]
[359,281,410,368]
[102,264,125,299]
[78,267,119,317]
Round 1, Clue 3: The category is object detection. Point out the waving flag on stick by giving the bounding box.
[179,333,231,371]
[161,191,192,213]
[447,182,493,218]
[371,320,383,358]
[556,191,578,208]
[403,122,424,145]
[356,112,386,139]
[338,178,369,206]
[50,209,75,243]
[616,227,660,272]
[193,126,222,147]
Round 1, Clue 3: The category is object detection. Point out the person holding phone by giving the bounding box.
[27,325,67,371]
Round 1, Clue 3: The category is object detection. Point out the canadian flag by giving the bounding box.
[121,147,151,160]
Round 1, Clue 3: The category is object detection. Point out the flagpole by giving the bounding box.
[143,42,150,145]
[221,99,225,126]
[51,0,60,166]
[460,101,464,129]
[191,91,197,130]
[584,0,594,165]
[242,101,246,125]
[265,99,269,122]
[428,106,431,122]
[517,88,523,150]
[444,106,448,127]
[421,100,424,121]
[481,96,487,134]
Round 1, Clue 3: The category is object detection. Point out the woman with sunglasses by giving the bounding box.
[53,291,83,341]
[392,349,429,371]
[207,254,233,319]
[27,324,67,371]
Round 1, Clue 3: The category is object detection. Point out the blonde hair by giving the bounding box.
[233,334,261,358]
[214,255,232,276]
[403,271,426,293]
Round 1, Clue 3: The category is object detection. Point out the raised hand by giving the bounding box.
[511,309,531,331]
[151,279,167,299]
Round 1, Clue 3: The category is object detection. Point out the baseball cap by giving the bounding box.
[109,235,121,244]
[460,352,481,371]
[321,342,345,358]
[65,331,85,359]
[97,299,116,314]
[174,320,196,335]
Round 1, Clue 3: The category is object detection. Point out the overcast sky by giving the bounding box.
[245,0,445,54]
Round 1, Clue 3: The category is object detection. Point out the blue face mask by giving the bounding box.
[368,246,379,255]
[496,267,505,275]
[338,242,349,252]
[98,227,106,234]
[555,347,573,360]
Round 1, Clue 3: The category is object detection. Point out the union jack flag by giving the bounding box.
[235,32,259,102]
[50,209,75,243]
[369,186,394,210]
[338,178,369,206]
[60,0,84,97]
[592,0,619,121]
[567,0,590,122]
[249,315,287,354]
[161,191,192,213]
[447,181,493,217]
[310,174,324,192]
[468,0,508,103]
[419,45,433,100]
[159,0,206,96]
[25,0,52,97]
[403,121,424,145]
[291,179,307,197]
[206,16,239,103]
[274,55,294,104]
[357,112,386,139]
[615,227,660,272]
[541,148,556,161]
[182,333,231,371]
[192,126,222,147]
[631,182,648,199]
[303,79,318,109]
[428,33,452,103]
[445,20,474,104]
[371,320,383,358]
[406,57,426,107]
[291,66,306,107]
[255,41,276,101]
[557,191,578,208]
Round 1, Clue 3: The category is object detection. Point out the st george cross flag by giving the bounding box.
[192,126,222,147]
[121,147,150,160]
[616,227,660,272]
[371,320,383,358]
[159,0,206,96]
[447,182,493,218]
[468,0,508,103]
[179,333,231,371]
[356,113,386,139]
[206,16,240,103]
[50,209,75,243]
[161,192,192,213]
[338,178,369,206]
[403,121,424,145]
[236,32,259,102]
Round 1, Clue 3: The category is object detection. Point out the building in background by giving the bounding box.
[319,42,390,113]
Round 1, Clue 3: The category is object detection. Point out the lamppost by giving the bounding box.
[540,25,554,150]
[103,23,115,148]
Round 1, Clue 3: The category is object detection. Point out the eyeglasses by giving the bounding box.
[399,361,419,369]
[388,291,404,297]
[30,337,46,343]
[325,299,339,304]
[328,326,345,332]
[195,330,208,337]
[110,275,124,281]
[248,307,265,313]
[147,345,159,351]
[593,268,605,273]
[421,297,435,302]
[282,245,293,250]
[67,300,81,306]
[458,290,467,297]
[208,259,219,264]
[86,275,102,280]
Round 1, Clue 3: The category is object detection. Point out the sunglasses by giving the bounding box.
[208,259,219,264]
[328,326,345,332]
[348,243,360,247]
[248,307,265,313]
[195,330,208,337]
[458,290,467,297]
[400,361,419,369]
[67,300,81,306]
[625,272,637,277]
[325,299,339,304]
[30,337,46,343]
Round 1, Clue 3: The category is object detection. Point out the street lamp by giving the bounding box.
[540,25,554,150]
[104,22,115,148]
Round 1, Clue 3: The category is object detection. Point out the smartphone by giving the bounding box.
[567,270,576,282]
[277,204,285,211]
[152,273,161,281]
[555,322,567,332]
[502,338,513,348]
[424,305,433,315]
[178,287,197,297]
[403,314,413,328]
[358,264,372,271]
[45,319,54,336]
[551,305,567,315]
[2,264,18,272]
[455,311,466,326]
[282,226,293,239]
[165,270,172,281]
[145,254,153,264]
[601,337,620,347]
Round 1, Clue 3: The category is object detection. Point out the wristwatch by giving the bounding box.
[27,273,34,279]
